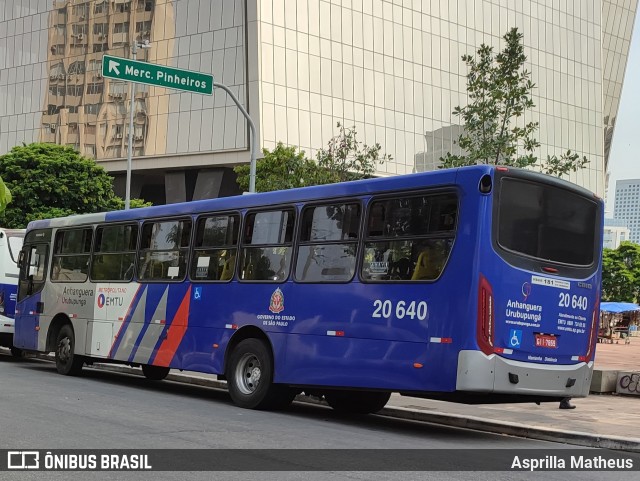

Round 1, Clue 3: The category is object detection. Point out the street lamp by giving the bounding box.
[125,39,152,210]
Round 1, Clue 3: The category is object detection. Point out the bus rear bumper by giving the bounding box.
[456,350,594,398]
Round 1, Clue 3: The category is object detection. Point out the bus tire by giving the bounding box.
[55,324,84,376]
[142,364,170,381]
[10,346,23,358]
[324,390,391,414]
[227,338,294,410]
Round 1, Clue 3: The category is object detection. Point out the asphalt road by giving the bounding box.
[0,351,637,481]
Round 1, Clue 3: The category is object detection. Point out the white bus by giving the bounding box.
[0,228,25,356]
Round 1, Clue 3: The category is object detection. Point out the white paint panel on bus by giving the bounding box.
[88,321,113,358]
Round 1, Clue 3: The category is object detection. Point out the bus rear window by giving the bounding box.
[497,178,597,266]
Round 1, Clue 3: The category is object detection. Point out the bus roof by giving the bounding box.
[25,165,593,230]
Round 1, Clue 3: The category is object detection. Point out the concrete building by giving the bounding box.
[614,179,640,244]
[0,0,636,203]
[603,217,630,249]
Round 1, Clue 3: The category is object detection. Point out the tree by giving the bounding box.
[233,143,319,193]
[0,176,11,213]
[234,123,392,193]
[314,123,392,184]
[0,143,149,228]
[440,28,588,176]
[601,242,640,302]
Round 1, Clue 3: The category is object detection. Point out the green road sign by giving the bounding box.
[102,54,214,95]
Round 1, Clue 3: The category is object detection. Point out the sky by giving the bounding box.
[606,8,640,213]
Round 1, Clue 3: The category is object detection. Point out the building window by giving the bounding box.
[87,83,103,95]
[116,2,131,13]
[72,24,88,36]
[94,23,108,36]
[93,43,108,53]
[85,124,96,135]
[84,104,100,115]
[94,1,108,15]
[68,61,86,74]
[114,22,130,34]
[84,145,96,157]
[67,85,83,96]
[72,4,89,17]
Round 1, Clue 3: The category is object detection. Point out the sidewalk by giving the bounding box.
[81,339,640,452]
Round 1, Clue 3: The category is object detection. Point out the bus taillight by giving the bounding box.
[583,295,600,363]
[477,275,494,355]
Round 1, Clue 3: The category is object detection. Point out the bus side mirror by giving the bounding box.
[17,251,24,269]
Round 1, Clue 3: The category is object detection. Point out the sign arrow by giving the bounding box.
[108,60,121,75]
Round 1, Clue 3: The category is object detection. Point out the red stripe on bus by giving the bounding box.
[153,287,191,367]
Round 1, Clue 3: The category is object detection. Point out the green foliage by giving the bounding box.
[0,143,150,228]
[233,143,319,193]
[601,242,640,303]
[234,123,392,193]
[314,123,392,184]
[440,28,588,176]
[0,176,11,213]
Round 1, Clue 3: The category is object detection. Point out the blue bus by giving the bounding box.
[0,228,25,357]
[14,166,603,413]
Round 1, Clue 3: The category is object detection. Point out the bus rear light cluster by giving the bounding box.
[477,274,495,355]
[583,295,600,363]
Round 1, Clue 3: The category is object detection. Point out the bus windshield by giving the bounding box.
[497,178,598,266]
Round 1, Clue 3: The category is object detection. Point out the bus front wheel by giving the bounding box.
[227,338,295,410]
[10,346,23,358]
[142,364,170,381]
[324,390,391,414]
[55,324,84,376]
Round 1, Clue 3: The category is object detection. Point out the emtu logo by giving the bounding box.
[97,294,106,308]
[7,451,39,469]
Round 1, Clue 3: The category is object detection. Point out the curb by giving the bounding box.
[57,359,638,453]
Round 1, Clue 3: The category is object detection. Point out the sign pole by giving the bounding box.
[124,41,137,210]
[212,82,257,193]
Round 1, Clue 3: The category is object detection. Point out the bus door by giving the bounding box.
[0,230,24,318]
[15,242,49,351]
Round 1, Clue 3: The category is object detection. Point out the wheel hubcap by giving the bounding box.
[57,337,71,363]
[235,353,261,395]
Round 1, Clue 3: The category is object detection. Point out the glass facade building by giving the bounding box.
[0,0,636,203]
[614,179,640,243]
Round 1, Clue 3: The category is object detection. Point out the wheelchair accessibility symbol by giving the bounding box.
[509,329,522,348]
[194,287,202,301]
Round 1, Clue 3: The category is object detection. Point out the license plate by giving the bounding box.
[535,334,557,348]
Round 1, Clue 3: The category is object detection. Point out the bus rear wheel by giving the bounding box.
[324,390,391,414]
[142,364,170,381]
[55,324,84,376]
[227,338,295,410]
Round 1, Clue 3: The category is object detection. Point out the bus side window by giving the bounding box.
[362,192,457,282]
[190,214,239,282]
[240,210,295,282]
